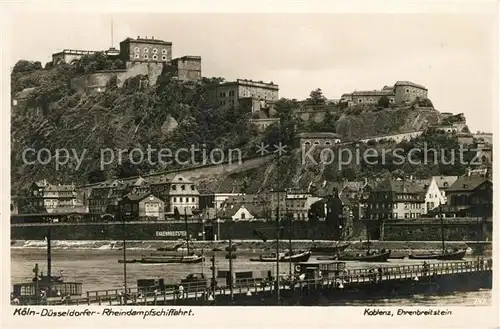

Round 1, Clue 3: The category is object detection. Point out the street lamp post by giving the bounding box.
[224,220,236,301]
[122,213,127,304]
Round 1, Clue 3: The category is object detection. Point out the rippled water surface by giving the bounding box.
[11,249,491,306]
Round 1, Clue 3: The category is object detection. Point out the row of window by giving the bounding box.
[369,202,422,209]
[369,212,420,219]
[356,98,395,103]
[219,99,235,106]
[134,54,168,60]
[172,197,197,203]
[303,140,339,146]
[134,47,168,54]
[219,91,236,97]
[172,184,195,191]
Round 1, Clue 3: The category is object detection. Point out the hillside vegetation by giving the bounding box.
[11,58,471,193]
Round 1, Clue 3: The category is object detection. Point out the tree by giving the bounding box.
[307,88,327,105]
[12,60,43,74]
[377,95,390,108]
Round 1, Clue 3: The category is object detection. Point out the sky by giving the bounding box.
[9,11,498,133]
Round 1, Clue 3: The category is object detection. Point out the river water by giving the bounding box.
[10,248,491,306]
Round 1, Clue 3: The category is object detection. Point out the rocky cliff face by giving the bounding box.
[336,107,440,140]
[11,62,460,193]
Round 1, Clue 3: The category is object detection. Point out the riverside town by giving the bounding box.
[10,24,493,307]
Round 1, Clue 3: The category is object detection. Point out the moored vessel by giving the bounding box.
[317,250,391,262]
[249,250,312,263]
[119,254,204,264]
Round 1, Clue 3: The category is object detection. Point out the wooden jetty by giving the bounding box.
[37,259,492,306]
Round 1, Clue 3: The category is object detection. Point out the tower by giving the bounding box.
[106,16,120,57]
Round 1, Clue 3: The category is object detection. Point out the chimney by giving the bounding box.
[137,36,140,39]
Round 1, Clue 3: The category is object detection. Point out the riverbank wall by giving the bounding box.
[11,218,492,243]
[11,239,492,256]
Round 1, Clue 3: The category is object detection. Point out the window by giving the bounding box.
[172,185,177,190]
[358,99,362,103]
[313,141,320,145]
[144,54,148,59]
[304,141,311,146]
[406,89,410,93]
[191,186,195,191]
[162,49,167,54]
[181,185,185,191]
[324,141,331,146]
[134,47,140,52]
[144,48,149,53]
[162,55,167,60]
[180,197,183,202]
[152,55,158,60]
[191,197,195,202]
[153,48,158,54]
[241,212,246,220]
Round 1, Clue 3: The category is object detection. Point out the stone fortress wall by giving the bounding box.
[60,36,201,94]
[70,62,165,93]
[342,81,428,106]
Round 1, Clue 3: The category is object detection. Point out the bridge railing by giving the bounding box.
[42,260,492,305]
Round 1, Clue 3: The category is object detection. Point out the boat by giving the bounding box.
[437,249,467,260]
[118,254,204,264]
[249,250,312,263]
[120,208,203,264]
[317,250,391,262]
[12,230,83,304]
[310,242,352,254]
[157,242,185,252]
[408,249,467,261]
[408,206,466,261]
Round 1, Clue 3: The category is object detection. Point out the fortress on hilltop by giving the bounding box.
[51,35,202,94]
[340,81,428,106]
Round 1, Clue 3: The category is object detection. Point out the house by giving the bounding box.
[208,79,279,112]
[442,175,492,218]
[87,179,128,214]
[366,178,426,220]
[218,203,263,221]
[124,177,151,195]
[24,180,85,213]
[222,194,269,212]
[413,177,445,214]
[285,191,322,221]
[149,174,200,215]
[199,193,245,211]
[432,176,459,204]
[118,193,165,220]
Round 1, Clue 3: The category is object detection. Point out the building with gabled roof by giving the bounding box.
[440,175,492,218]
[118,192,165,220]
[24,181,84,214]
[366,178,426,221]
[149,173,200,215]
